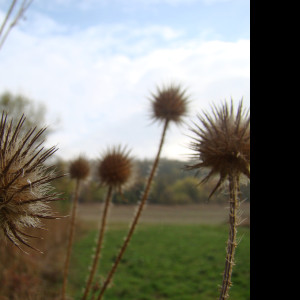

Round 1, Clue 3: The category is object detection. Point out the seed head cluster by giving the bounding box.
[0,112,63,252]
[69,156,90,180]
[150,84,189,124]
[98,146,133,189]
[186,100,250,198]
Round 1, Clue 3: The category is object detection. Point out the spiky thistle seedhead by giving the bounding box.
[0,112,64,253]
[186,99,250,198]
[150,83,189,124]
[69,156,90,180]
[98,146,133,190]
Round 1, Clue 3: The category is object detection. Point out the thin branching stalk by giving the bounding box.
[82,185,113,300]
[96,119,169,300]
[219,173,239,300]
[0,0,34,50]
[0,0,17,37]
[62,178,81,300]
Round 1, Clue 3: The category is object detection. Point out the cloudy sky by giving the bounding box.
[0,0,250,162]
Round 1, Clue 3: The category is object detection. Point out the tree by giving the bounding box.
[0,91,52,143]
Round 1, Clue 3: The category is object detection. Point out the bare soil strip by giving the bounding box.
[77,202,250,226]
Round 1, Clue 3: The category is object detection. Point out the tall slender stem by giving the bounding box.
[62,178,80,300]
[0,0,17,37]
[219,173,239,300]
[96,119,169,300]
[82,185,113,300]
[0,0,34,50]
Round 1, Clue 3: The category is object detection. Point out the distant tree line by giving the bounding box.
[52,158,250,207]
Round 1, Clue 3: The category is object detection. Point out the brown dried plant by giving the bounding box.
[150,84,189,124]
[96,83,189,300]
[186,99,250,300]
[62,156,90,300]
[82,146,133,300]
[69,156,90,181]
[0,112,64,254]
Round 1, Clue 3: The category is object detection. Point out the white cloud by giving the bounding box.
[0,12,249,161]
[19,11,68,35]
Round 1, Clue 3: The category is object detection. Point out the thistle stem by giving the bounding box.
[62,178,81,300]
[96,119,169,300]
[219,173,239,300]
[82,185,113,300]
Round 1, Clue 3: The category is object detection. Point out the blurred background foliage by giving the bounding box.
[52,158,250,207]
[1,91,47,129]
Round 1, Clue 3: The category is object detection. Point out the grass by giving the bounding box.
[68,223,250,300]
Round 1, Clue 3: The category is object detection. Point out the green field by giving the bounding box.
[67,223,250,300]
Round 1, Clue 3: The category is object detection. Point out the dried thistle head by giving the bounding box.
[186,99,250,198]
[69,156,90,181]
[0,112,64,253]
[98,146,133,190]
[150,84,189,124]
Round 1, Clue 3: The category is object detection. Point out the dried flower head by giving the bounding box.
[98,146,133,189]
[186,99,250,198]
[69,156,90,180]
[150,84,189,124]
[0,112,64,253]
